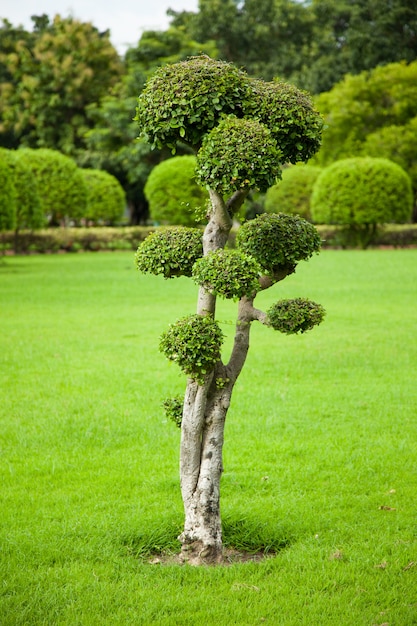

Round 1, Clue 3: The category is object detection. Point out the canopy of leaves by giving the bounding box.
[135,56,250,152]
[311,157,413,225]
[196,117,283,195]
[18,148,87,224]
[144,155,208,226]
[265,165,323,220]
[236,212,322,277]
[80,168,126,225]
[0,148,43,231]
[267,298,326,334]
[159,314,224,383]
[135,227,203,278]
[192,249,262,300]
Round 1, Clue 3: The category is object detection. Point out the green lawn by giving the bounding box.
[1,249,416,625]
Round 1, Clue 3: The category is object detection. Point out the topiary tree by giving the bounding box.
[310,157,413,248]
[80,168,126,225]
[135,56,324,565]
[264,164,322,220]
[144,155,209,226]
[17,148,88,225]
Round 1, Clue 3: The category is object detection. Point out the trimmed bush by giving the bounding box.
[311,157,413,248]
[0,149,43,236]
[0,154,16,231]
[80,169,126,225]
[264,165,322,220]
[144,155,209,226]
[18,148,88,225]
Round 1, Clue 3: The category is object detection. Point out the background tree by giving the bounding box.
[80,168,126,225]
[135,56,324,564]
[264,164,322,220]
[0,15,122,155]
[18,148,87,225]
[144,156,209,225]
[311,157,413,247]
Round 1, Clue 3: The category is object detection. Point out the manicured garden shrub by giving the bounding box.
[264,165,322,220]
[0,149,43,239]
[80,168,126,225]
[18,148,87,225]
[0,153,16,231]
[144,155,209,226]
[311,157,413,247]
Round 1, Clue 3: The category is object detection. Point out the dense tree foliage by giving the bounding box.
[80,168,126,225]
[0,154,16,231]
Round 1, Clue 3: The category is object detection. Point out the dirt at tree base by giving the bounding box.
[148,548,274,567]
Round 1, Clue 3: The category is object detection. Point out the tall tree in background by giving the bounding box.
[0,15,122,155]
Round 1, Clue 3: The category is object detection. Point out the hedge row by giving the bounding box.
[1,224,417,255]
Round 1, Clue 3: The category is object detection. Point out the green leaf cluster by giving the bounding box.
[144,155,208,226]
[196,116,283,195]
[265,164,322,221]
[135,56,250,152]
[80,168,126,225]
[159,314,224,383]
[267,298,326,334]
[245,80,324,164]
[135,227,203,278]
[162,396,183,428]
[311,157,413,226]
[236,213,321,277]
[192,249,262,300]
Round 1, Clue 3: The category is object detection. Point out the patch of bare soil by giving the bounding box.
[148,548,274,567]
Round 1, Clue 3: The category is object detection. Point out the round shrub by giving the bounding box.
[310,157,413,246]
[18,148,88,225]
[159,314,224,383]
[144,156,209,226]
[0,149,43,232]
[236,212,321,277]
[0,153,16,231]
[135,227,203,278]
[196,116,282,195]
[264,165,322,220]
[80,168,126,225]
[192,249,262,300]
[267,298,326,334]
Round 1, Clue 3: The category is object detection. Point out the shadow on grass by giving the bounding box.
[118,515,292,561]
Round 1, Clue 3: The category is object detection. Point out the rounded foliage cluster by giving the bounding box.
[244,79,323,164]
[0,149,43,232]
[136,56,250,151]
[163,396,183,428]
[80,168,126,225]
[18,148,87,224]
[0,154,17,231]
[236,213,321,276]
[144,156,208,226]
[311,157,413,225]
[192,249,262,300]
[196,117,283,195]
[135,227,203,278]
[264,165,322,220]
[267,298,326,334]
[159,314,224,383]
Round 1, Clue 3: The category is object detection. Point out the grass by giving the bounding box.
[1,249,417,625]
